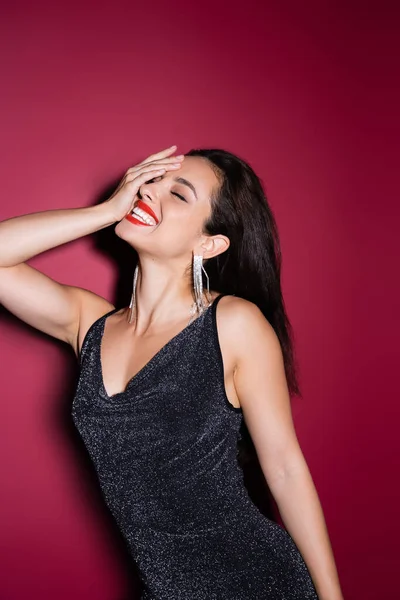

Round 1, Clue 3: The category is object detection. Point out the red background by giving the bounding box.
[0,1,398,599]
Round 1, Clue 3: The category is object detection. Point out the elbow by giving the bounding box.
[263,452,310,495]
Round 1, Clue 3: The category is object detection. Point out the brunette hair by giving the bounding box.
[186,148,301,465]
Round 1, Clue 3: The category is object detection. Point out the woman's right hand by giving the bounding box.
[104,145,184,222]
[0,145,184,356]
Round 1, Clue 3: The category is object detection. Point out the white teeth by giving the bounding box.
[130,206,156,225]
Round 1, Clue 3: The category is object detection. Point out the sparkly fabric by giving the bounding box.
[71,294,318,599]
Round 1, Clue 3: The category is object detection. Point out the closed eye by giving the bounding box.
[172,192,187,202]
[146,176,187,202]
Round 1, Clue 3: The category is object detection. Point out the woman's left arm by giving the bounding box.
[227,299,344,600]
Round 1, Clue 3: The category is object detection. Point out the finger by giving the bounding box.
[130,153,184,171]
[122,168,170,213]
[137,145,178,166]
[125,163,185,186]
[127,158,183,176]
[124,166,169,186]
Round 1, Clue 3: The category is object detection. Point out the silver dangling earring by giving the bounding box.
[128,265,139,324]
[192,253,211,317]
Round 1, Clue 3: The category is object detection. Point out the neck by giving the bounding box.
[128,257,202,331]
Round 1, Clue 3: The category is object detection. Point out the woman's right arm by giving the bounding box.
[0,203,118,357]
[0,145,183,357]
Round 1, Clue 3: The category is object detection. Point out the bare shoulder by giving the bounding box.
[216,295,281,364]
[67,286,115,358]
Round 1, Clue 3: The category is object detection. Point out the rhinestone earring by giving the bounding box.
[128,264,139,324]
[193,253,210,316]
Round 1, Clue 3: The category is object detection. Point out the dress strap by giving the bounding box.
[79,307,119,364]
[213,292,227,305]
[209,292,230,324]
[210,292,228,315]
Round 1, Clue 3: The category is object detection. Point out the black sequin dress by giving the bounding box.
[71,293,318,599]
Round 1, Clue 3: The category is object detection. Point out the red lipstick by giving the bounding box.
[125,213,152,226]
[125,199,159,227]
[136,200,159,223]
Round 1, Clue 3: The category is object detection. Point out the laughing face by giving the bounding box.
[115,155,227,261]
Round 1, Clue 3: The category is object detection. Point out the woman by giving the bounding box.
[0,145,343,599]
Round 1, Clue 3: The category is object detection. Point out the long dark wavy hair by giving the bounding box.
[185,148,301,467]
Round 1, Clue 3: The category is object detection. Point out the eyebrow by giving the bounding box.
[173,176,198,200]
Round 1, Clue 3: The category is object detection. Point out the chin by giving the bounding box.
[114,219,152,253]
[114,218,137,243]
[114,219,126,238]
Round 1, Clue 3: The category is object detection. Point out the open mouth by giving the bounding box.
[125,200,159,227]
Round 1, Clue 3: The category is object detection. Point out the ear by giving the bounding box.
[197,234,230,260]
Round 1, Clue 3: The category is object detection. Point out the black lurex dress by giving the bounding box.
[71,293,318,599]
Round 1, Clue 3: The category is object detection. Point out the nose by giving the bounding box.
[138,178,158,203]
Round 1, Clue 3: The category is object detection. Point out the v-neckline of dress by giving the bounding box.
[98,296,221,400]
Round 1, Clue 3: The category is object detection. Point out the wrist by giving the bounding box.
[89,201,118,228]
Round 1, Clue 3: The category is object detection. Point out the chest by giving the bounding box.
[99,316,240,409]
[100,325,187,397]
